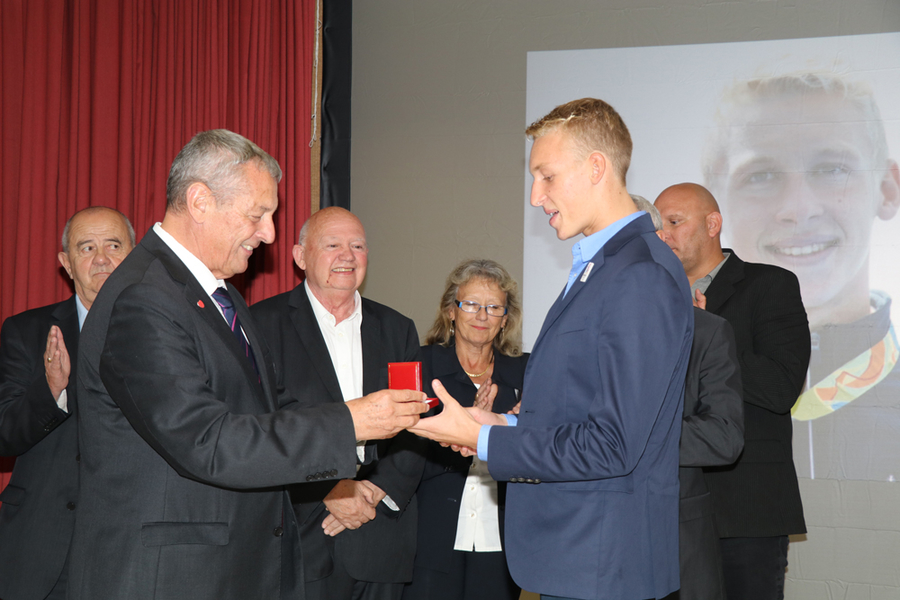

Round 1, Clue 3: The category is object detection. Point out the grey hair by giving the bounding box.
[630,194,663,231]
[297,217,311,245]
[166,129,283,211]
[61,206,136,253]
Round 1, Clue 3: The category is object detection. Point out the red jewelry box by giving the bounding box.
[388,362,439,408]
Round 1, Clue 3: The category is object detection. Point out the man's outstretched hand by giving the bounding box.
[346,389,428,441]
[409,379,507,455]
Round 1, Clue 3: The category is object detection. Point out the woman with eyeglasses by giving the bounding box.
[403,259,527,600]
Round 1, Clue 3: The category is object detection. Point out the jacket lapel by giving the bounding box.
[532,216,652,350]
[703,250,744,315]
[229,283,278,406]
[143,229,270,406]
[360,300,383,396]
[288,286,344,403]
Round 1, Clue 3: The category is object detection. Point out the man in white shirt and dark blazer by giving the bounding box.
[252,206,425,600]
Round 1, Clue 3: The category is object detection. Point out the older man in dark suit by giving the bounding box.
[252,206,425,600]
[655,183,810,600]
[0,206,134,600]
[66,130,427,600]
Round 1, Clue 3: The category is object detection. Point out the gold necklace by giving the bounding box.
[464,354,494,378]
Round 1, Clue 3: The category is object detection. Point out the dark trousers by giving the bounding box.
[720,536,789,600]
[305,550,404,600]
[402,549,519,600]
[541,594,676,600]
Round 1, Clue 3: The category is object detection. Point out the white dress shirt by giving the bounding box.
[304,282,399,510]
[304,281,364,412]
[454,383,503,552]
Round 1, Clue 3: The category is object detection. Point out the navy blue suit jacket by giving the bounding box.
[487,214,693,600]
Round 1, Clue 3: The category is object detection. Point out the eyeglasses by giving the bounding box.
[454,299,508,317]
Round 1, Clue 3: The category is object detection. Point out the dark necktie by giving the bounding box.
[212,287,259,377]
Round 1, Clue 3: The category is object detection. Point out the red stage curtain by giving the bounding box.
[0,0,317,498]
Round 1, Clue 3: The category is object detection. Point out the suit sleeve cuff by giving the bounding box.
[381,494,400,511]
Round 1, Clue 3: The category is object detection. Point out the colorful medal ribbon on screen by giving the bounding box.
[792,324,899,421]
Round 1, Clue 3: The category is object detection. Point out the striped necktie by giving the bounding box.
[212,287,259,377]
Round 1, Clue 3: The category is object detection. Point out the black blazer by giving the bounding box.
[702,250,810,538]
[251,284,426,584]
[68,229,359,600]
[679,308,744,600]
[0,297,79,600]
[412,343,528,571]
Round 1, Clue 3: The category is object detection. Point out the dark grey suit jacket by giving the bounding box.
[0,297,79,600]
[68,229,359,600]
[251,284,426,584]
[679,308,744,600]
[703,250,810,538]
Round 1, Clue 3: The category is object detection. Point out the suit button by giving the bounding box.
[525,478,534,483]
[330,469,338,477]
[534,479,541,484]
[75,454,81,462]
[306,475,314,482]
[66,502,76,511]
[273,526,284,537]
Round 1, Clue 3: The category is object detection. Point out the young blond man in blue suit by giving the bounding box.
[413,99,694,600]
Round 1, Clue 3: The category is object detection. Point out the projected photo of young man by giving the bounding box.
[703,71,900,482]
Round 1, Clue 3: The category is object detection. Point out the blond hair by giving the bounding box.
[526,98,632,184]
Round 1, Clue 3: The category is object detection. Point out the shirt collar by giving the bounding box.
[565,211,643,296]
[691,252,731,296]
[304,280,362,327]
[573,211,644,265]
[153,223,225,295]
[75,295,89,331]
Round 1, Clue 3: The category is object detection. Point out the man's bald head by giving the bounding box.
[293,207,369,311]
[654,183,726,284]
[658,183,720,214]
[297,207,363,246]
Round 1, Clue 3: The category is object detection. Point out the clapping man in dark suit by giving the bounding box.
[412,99,694,600]
[0,206,134,600]
[67,130,427,600]
[252,206,426,600]
[654,183,811,600]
